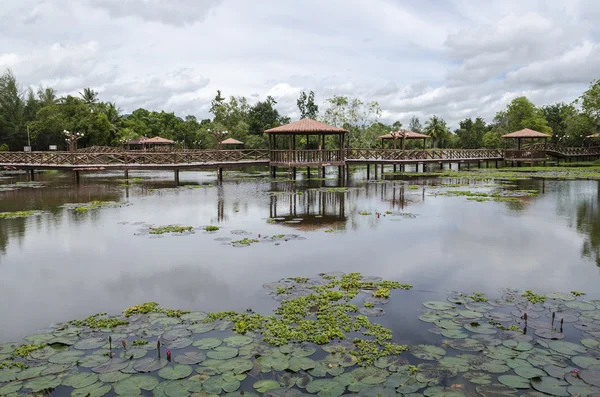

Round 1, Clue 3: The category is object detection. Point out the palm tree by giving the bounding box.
[79,87,98,105]
[37,87,58,106]
[425,115,448,148]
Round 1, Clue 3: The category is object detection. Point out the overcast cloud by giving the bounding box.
[1,0,599,128]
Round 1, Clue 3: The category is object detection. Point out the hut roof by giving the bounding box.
[379,130,430,139]
[127,136,149,145]
[502,128,550,138]
[265,118,348,134]
[586,133,600,138]
[143,136,175,144]
[220,138,244,145]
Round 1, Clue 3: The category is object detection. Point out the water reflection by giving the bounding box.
[2,170,600,341]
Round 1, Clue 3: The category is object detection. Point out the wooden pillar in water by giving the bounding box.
[292,167,297,180]
[495,160,498,168]
[174,169,180,184]
[28,169,35,181]
[458,162,461,171]
[74,170,80,184]
[124,169,129,179]
[393,164,397,172]
[478,161,481,168]
[307,167,311,179]
[367,164,370,180]
[374,163,378,179]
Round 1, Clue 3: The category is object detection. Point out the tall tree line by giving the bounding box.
[1,69,599,151]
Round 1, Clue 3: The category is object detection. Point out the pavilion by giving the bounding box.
[378,130,430,150]
[126,136,175,150]
[502,128,550,164]
[219,137,244,149]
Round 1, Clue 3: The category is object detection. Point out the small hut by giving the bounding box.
[126,136,175,151]
[503,128,550,163]
[502,128,550,150]
[378,130,430,150]
[219,137,244,149]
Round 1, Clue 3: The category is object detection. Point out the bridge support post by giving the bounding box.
[174,169,180,184]
[74,170,80,184]
[124,169,129,179]
[458,162,461,170]
[321,166,325,178]
[217,167,223,183]
[478,161,481,168]
[393,164,397,172]
[381,164,384,175]
[449,163,452,170]
[367,164,370,180]
[28,169,35,181]
[374,164,378,179]
[307,167,310,179]
[495,160,498,168]
[338,166,342,179]
[292,167,297,180]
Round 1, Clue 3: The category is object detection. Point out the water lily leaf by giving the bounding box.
[546,292,576,301]
[439,356,470,372]
[503,340,533,352]
[423,386,466,397]
[478,360,510,373]
[498,375,530,389]
[535,329,565,340]
[53,327,81,337]
[0,367,22,382]
[133,357,169,372]
[217,358,253,374]
[193,338,222,349]
[280,372,312,389]
[358,306,385,316]
[527,354,568,368]
[224,335,253,347]
[566,301,597,311]
[464,323,497,335]
[162,328,192,341]
[207,346,238,360]
[514,366,547,379]
[411,344,446,360]
[49,350,85,364]
[424,301,455,310]
[459,310,484,319]
[187,323,215,333]
[580,369,600,387]
[441,329,469,339]
[549,340,588,356]
[325,352,358,367]
[581,338,600,351]
[435,319,462,329]
[30,345,66,359]
[63,372,99,389]
[174,351,207,365]
[476,384,518,397]
[257,354,289,371]
[486,346,519,361]
[505,358,533,369]
[306,379,346,397]
[280,344,316,357]
[566,384,600,397]
[573,356,600,369]
[158,364,193,381]
[92,358,131,373]
[119,348,148,360]
[485,312,513,322]
[263,388,310,397]
[164,379,204,397]
[446,338,485,352]
[71,382,112,397]
[566,371,588,386]
[201,376,239,394]
[253,380,283,393]
[76,353,109,368]
[289,356,317,372]
[0,381,22,395]
[464,372,492,385]
[24,374,61,392]
[114,374,159,394]
[163,338,193,350]
[74,337,106,350]
[24,333,55,344]
[531,376,570,396]
[99,371,131,383]
[419,312,445,322]
[16,365,49,380]
[349,367,389,384]
[543,364,570,379]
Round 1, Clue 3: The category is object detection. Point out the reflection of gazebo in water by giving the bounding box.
[268,189,347,231]
[503,128,550,164]
[219,138,244,149]
[265,118,348,177]
[126,136,175,151]
[378,130,430,150]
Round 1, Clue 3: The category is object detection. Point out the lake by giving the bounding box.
[1,167,600,396]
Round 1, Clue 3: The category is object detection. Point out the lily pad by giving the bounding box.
[358,307,386,316]
[254,380,283,393]
[478,360,510,373]
[306,379,346,397]
[514,366,547,379]
[441,329,469,339]
[92,358,131,373]
[280,344,317,357]
[0,381,23,395]
[71,382,112,397]
[503,340,533,352]
[133,357,169,372]
[464,372,492,385]
[224,335,253,347]
[424,301,455,310]
[193,338,222,349]
[16,365,49,380]
[464,323,498,335]
[63,372,99,388]
[289,356,317,372]
[547,292,576,301]
[580,370,600,387]
[163,379,204,397]
[446,338,485,352]
[174,351,207,365]
[98,371,132,383]
[114,374,159,394]
[411,344,446,360]
[566,384,600,396]
[24,374,61,392]
[423,386,466,397]
[187,323,215,333]
[0,367,21,382]
[30,345,66,360]
[566,301,597,311]
[163,338,193,350]
[74,337,106,350]
[218,358,254,374]
[549,341,588,356]
[531,376,570,396]
[535,329,566,340]
[498,375,530,389]
[158,364,193,380]
[162,328,192,341]
[257,354,289,371]
[203,376,240,394]
[475,384,518,397]
[207,346,238,360]
[573,355,600,369]
[49,350,85,364]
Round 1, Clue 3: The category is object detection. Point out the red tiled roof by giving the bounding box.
[220,138,244,145]
[265,118,348,134]
[143,136,174,144]
[379,130,430,139]
[502,128,550,138]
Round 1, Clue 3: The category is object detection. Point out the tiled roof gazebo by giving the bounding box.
[503,128,550,163]
[378,130,430,150]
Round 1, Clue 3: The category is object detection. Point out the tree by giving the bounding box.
[248,96,281,135]
[37,87,58,107]
[483,130,502,148]
[408,116,422,133]
[322,95,381,148]
[297,91,318,119]
[424,115,449,148]
[455,117,487,148]
[391,121,402,130]
[0,69,26,149]
[580,79,600,123]
[79,88,98,105]
[503,96,551,134]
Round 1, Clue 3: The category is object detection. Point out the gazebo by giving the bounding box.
[502,128,550,164]
[219,137,244,149]
[265,118,348,177]
[126,136,175,150]
[378,130,430,150]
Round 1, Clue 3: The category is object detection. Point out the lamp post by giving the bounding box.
[208,129,228,150]
[63,130,84,152]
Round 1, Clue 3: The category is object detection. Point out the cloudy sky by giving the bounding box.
[1,0,599,128]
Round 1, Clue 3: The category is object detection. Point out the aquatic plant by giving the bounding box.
[571,290,586,296]
[385,211,392,214]
[149,225,194,235]
[372,288,391,298]
[364,302,374,308]
[69,201,122,212]
[470,291,488,302]
[325,229,334,233]
[522,290,546,304]
[70,312,129,329]
[0,210,39,219]
[12,344,46,358]
[407,185,420,190]
[266,218,277,224]
[123,302,189,318]
[359,211,372,216]
[231,238,260,245]
[133,340,148,346]
[204,225,219,232]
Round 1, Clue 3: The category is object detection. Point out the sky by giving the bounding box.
[1,0,600,129]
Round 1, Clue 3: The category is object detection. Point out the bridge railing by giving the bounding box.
[0,150,270,166]
[270,150,343,163]
[526,143,600,156]
[345,148,503,161]
[503,149,547,160]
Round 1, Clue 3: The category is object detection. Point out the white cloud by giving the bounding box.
[0,0,598,128]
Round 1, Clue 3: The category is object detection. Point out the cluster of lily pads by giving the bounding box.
[430,189,538,203]
[61,201,129,212]
[1,274,600,397]
[0,210,46,220]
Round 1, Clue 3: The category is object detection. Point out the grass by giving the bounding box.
[204,225,219,232]
[232,238,260,245]
[149,225,194,235]
[0,210,38,219]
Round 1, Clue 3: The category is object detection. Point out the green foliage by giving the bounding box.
[12,344,46,358]
[501,96,552,134]
[297,91,319,119]
[232,238,260,245]
[322,95,382,148]
[0,210,37,219]
[0,143,8,151]
[482,130,503,148]
[571,290,586,297]
[204,225,219,232]
[522,290,546,304]
[372,288,390,298]
[580,79,600,123]
[470,292,488,302]
[69,312,129,329]
[455,117,488,148]
[424,115,450,148]
[123,302,189,318]
[149,225,193,234]
[364,302,374,308]
[133,340,148,346]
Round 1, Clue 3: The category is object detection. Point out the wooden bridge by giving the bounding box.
[2,145,600,182]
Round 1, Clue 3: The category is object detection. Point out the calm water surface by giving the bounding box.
[1,168,600,342]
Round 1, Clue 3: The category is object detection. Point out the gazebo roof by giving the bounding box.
[143,136,175,144]
[378,130,430,139]
[127,136,149,145]
[502,128,550,139]
[265,118,348,134]
[220,138,244,145]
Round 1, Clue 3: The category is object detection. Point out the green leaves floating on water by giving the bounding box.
[113,374,159,394]
[531,376,571,396]
[306,379,346,397]
[158,364,193,380]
